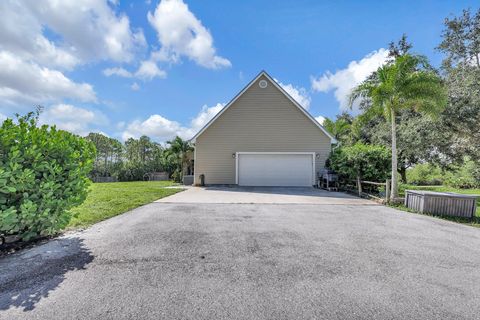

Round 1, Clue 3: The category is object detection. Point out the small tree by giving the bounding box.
[163,136,193,181]
[328,143,391,183]
[0,112,95,240]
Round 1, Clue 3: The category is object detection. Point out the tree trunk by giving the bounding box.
[390,109,399,200]
[399,164,407,184]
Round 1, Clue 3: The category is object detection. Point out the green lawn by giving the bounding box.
[68,181,181,228]
[396,184,480,227]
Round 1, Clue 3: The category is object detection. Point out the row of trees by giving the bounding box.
[86,133,193,182]
[325,9,480,200]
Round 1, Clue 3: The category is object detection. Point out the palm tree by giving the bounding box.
[349,54,446,201]
[165,136,194,178]
[322,113,354,143]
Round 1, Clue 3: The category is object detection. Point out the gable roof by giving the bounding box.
[190,70,337,143]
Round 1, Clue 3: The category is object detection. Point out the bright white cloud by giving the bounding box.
[122,103,224,142]
[147,0,231,69]
[315,115,326,125]
[0,51,97,106]
[0,0,145,107]
[103,67,133,78]
[1,0,145,68]
[189,103,224,132]
[39,104,108,136]
[275,79,311,109]
[135,60,167,80]
[0,1,80,70]
[311,48,389,110]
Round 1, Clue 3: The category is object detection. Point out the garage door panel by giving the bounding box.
[238,153,313,187]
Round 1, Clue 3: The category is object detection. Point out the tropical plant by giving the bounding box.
[0,112,95,240]
[163,136,194,181]
[322,113,355,144]
[349,54,447,200]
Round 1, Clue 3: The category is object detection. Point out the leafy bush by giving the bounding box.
[328,143,391,182]
[406,163,444,185]
[444,159,480,189]
[406,159,480,188]
[0,114,95,240]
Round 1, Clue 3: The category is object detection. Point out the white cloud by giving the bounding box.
[147,0,231,69]
[275,79,311,109]
[122,114,182,141]
[315,115,326,125]
[130,82,140,91]
[0,112,7,123]
[0,51,97,106]
[39,104,108,136]
[122,103,224,142]
[189,103,224,132]
[103,67,133,78]
[0,1,145,69]
[134,60,167,80]
[103,60,167,81]
[311,48,389,110]
[0,0,146,107]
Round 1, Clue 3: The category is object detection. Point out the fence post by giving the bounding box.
[385,179,390,203]
[357,176,362,197]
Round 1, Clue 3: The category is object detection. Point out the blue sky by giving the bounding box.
[0,0,478,142]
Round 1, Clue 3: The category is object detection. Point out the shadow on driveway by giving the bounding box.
[0,237,93,312]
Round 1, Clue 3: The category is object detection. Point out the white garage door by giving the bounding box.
[237,153,314,187]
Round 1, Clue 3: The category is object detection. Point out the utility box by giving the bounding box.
[182,175,194,186]
[405,190,478,218]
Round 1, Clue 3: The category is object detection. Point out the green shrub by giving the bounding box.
[0,114,95,240]
[406,163,444,185]
[444,159,480,189]
[406,160,480,188]
[328,143,391,182]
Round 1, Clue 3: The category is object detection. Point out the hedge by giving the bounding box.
[0,114,95,240]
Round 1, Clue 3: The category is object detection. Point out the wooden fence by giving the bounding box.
[351,178,391,203]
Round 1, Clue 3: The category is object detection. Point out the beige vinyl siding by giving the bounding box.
[194,75,332,185]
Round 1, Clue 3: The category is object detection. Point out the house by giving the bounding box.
[190,71,336,187]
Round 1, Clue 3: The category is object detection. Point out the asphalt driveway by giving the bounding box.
[2,189,480,319]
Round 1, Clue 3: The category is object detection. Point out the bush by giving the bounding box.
[406,159,480,188]
[443,159,480,189]
[0,114,95,240]
[406,163,444,185]
[328,143,391,183]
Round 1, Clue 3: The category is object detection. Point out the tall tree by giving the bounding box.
[388,34,413,59]
[359,109,452,183]
[437,8,480,164]
[349,54,447,200]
